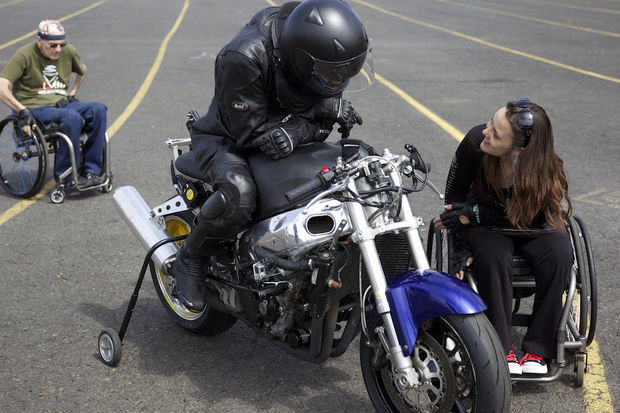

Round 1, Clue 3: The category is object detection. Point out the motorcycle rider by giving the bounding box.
[173,0,370,311]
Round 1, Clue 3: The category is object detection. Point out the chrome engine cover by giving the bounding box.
[240,199,352,262]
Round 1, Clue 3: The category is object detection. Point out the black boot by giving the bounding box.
[173,243,207,312]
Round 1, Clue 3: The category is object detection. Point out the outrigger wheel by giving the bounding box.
[98,328,122,366]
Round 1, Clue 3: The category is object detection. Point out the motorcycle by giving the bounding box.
[99,112,510,412]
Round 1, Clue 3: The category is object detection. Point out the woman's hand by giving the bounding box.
[434,203,476,231]
[433,204,471,230]
[453,252,474,280]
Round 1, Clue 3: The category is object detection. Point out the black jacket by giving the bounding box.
[191,4,331,165]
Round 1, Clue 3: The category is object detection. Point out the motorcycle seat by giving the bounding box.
[174,142,342,219]
[175,151,210,182]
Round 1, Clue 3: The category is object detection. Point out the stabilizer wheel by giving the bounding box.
[98,328,122,366]
[50,188,65,204]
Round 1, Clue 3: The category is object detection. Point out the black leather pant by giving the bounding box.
[184,134,257,256]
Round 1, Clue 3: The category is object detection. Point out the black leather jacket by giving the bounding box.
[190,4,332,157]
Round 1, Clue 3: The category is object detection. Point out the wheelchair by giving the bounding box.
[0,113,112,203]
[426,215,597,387]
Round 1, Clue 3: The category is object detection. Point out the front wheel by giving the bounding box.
[151,211,237,335]
[360,313,511,413]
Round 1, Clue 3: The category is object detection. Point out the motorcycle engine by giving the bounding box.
[239,199,352,262]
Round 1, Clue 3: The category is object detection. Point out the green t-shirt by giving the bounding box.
[0,43,85,108]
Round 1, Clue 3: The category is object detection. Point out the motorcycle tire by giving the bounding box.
[151,211,237,335]
[360,313,511,413]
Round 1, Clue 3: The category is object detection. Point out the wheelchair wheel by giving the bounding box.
[0,116,47,198]
[50,187,65,204]
[570,216,597,346]
[426,220,450,273]
[574,352,586,387]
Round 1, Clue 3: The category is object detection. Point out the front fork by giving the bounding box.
[346,181,424,388]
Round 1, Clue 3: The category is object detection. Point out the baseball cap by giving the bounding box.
[37,20,66,40]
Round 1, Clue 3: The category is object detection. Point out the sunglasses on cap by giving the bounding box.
[514,98,534,147]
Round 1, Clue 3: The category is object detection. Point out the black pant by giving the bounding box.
[467,226,573,359]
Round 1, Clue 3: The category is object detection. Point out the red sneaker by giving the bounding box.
[506,350,522,375]
[520,353,548,374]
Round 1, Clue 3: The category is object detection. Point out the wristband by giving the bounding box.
[474,204,481,224]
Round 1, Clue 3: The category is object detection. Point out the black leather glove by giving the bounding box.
[55,98,69,108]
[256,127,298,159]
[17,108,35,129]
[255,115,313,160]
[439,202,478,231]
[56,96,79,108]
[314,98,362,138]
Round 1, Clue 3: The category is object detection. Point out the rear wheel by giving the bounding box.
[0,117,47,198]
[571,216,597,345]
[360,313,511,413]
[151,211,237,334]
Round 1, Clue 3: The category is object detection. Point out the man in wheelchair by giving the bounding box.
[0,19,107,188]
[433,99,573,376]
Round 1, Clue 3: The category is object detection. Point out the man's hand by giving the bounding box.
[67,95,79,103]
[17,108,36,135]
[314,98,362,138]
[255,127,298,160]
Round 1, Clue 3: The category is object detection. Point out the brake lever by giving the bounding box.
[414,171,444,200]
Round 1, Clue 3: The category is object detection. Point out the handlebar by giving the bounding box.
[285,168,336,203]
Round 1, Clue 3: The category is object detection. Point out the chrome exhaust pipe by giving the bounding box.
[113,186,178,273]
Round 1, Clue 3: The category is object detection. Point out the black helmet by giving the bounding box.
[279,0,369,96]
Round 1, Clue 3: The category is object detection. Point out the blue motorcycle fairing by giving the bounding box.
[385,269,486,357]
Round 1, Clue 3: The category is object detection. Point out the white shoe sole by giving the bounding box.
[508,362,522,375]
[521,363,548,374]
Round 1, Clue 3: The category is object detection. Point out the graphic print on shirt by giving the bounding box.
[39,65,67,95]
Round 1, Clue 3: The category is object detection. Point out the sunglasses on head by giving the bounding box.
[514,98,534,147]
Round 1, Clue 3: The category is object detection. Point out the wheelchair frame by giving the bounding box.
[426,215,597,387]
[0,114,112,203]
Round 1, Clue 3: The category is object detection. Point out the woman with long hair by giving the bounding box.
[433,99,573,376]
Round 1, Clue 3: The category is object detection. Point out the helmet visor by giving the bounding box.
[344,46,374,93]
[312,49,367,85]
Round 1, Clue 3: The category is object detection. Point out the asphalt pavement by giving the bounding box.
[0,0,618,412]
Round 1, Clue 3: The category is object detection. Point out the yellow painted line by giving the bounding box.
[573,188,607,202]
[350,0,620,84]
[0,0,190,226]
[521,0,620,15]
[0,0,25,9]
[436,0,620,38]
[0,0,108,51]
[374,73,463,142]
[107,0,189,136]
[0,180,55,226]
[584,340,615,411]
